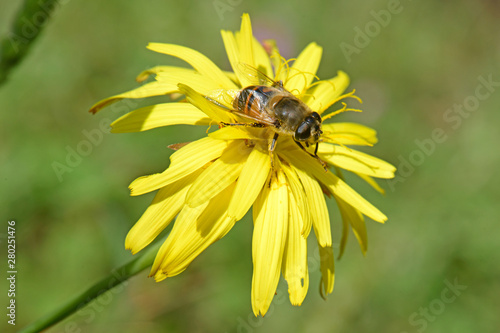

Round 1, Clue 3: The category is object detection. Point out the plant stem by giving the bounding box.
[0,0,61,85]
[18,240,162,333]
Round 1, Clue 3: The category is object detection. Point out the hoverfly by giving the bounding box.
[206,64,324,167]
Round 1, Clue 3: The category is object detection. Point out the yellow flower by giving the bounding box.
[90,14,395,316]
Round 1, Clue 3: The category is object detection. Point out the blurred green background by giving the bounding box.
[1,0,499,332]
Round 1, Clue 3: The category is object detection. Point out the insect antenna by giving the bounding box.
[320,89,362,114]
[321,102,362,121]
[286,69,320,96]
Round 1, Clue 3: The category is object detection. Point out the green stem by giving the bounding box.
[0,0,61,85]
[18,241,162,333]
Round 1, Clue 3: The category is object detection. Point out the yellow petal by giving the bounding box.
[318,143,396,179]
[334,168,349,259]
[147,43,236,90]
[186,141,250,207]
[321,122,378,146]
[356,173,386,195]
[305,71,350,113]
[151,184,237,279]
[206,88,240,109]
[293,166,331,247]
[319,245,335,299]
[252,37,273,78]
[178,84,235,123]
[337,212,349,260]
[111,103,210,133]
[125,169,202,254]
[227,146,271,220]
[282,184,309,306]
[263,39,286,82]
[129,137,229,196]
[221,30,254,88]
[136,65,178,83]
[151,202,209,277]
[223,70,239,85]
[89,81,176,114]
[251,170,288,316]
[236,13,255,70]
[208,126,266,141]
[281,163,312,237]
[154,66,224,96]
[280,142,387,223]
[335,197,367,255]
[285,42,323,95]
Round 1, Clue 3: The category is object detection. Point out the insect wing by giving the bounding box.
[204,93,276,127]
[208,88,239,107]
[236,63,282,88]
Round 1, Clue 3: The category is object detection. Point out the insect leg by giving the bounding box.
[272,80,284,88]
[270,132,279,151]
[220,122,266,128]
[204,96,228,109]
[268,132,279,169]
[295,141,328,171]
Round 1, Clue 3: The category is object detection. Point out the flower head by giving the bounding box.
[90,14,395,316]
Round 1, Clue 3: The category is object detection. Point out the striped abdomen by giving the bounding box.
[233,85,277,117]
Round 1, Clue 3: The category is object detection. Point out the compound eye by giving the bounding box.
[295,121,312,141]
[311,112,321,122]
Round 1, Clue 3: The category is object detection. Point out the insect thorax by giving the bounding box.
[272,96,312,132]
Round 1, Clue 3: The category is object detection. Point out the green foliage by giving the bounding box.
[0,0,61,84]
